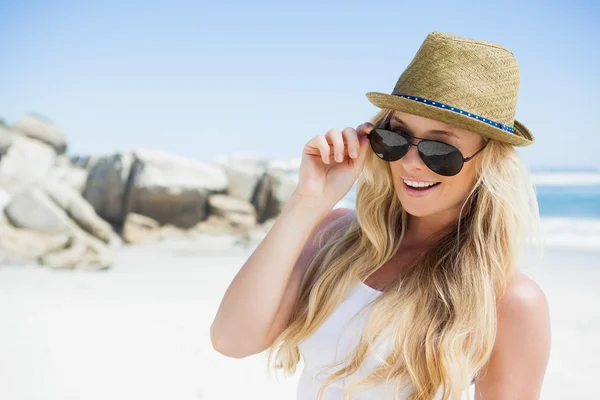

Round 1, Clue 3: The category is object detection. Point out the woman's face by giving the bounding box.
[388,110,486,218]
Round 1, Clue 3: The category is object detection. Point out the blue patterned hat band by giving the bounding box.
[393,94,514,134]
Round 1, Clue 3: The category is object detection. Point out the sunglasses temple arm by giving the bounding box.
[463,143,488,162]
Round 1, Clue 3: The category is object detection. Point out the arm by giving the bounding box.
[209,190,352,358]
[474,272,551,399]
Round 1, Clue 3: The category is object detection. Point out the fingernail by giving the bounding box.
[350,150,358,158]
[336,154,342,162]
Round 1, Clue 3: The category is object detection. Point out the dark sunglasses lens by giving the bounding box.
[369,129,410,161]
[418,141,464,176]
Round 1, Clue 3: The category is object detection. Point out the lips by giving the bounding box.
[402,180,441,197]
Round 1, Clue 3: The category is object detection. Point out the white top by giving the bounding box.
[296,279,475,399]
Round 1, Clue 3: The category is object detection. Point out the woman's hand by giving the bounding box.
[293,122,374,207]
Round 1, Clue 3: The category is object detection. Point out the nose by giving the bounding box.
[401,142,425,173]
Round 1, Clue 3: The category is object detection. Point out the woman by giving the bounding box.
[210,31,551,399]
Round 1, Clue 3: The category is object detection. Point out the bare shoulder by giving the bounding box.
[496,271,551,350]
[498,272,549,317]
[475,272,551,398]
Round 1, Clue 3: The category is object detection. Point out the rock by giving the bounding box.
[5,187,71,232]
[74,229,114,269]
[208,194,256,230]
[129,185,210,229]
[270,170,299,210]
[251,173,277,223]
[192,214,236,234]
[127,149,228,228]
[71,154,99,170]
[251,170,298,223]
[122,212,161,244]
[50,165,88,193]
[83,152,135,225]
[225,212,256,229]
[11,113,67,154]
[39,239,87,269]
[0,126,13,157]
[44,180,119,244]
[209,194,255,215]
[0,187,10,213]
[0,223,71,264]
[217,155,268,202]
[35,229,111,270]
[160,224,188,240]
[0,193,113,269]
[0,131,56,194]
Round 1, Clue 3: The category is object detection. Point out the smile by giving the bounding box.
[402,179,442,197]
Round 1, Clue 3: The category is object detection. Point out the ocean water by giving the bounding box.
[535,185,600,219]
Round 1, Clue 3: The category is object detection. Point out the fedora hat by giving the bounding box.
[366,31,535,146]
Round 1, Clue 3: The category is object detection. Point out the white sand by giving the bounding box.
[0,234,597,399]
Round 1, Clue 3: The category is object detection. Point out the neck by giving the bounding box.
[402,205,461,248]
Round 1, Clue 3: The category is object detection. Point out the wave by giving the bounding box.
[536,217,600,251]
[531,172,600,186]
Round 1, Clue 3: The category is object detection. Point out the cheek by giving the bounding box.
[441,166,478,199]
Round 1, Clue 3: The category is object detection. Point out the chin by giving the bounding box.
[400,203,437,218]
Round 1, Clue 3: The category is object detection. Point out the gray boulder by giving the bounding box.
[217,155,268,202]
[83,152,135,224]
[50,165,88,193]
[122,212,161,244]
[0,219,71,265]
[39,239,87,269]
[127,149,228,228]
[0,126,12,157]
[208,194,256,230]
[11,113,67,154]
[5,187,71,232]
[44,180,120,245]
[0,132,56,194]
[250,169,298,223]
[0,187,10,213]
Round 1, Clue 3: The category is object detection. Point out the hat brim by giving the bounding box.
[365,92,535,147]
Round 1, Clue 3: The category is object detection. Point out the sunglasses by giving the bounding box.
[366,123,487,176]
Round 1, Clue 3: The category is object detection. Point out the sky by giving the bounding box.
[1,0,598,169]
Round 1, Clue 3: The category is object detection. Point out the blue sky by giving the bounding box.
[1,0,598,168]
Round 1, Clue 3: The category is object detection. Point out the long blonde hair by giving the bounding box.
[266,108,541,400]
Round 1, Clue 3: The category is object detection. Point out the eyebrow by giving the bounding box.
[391,116,461,140]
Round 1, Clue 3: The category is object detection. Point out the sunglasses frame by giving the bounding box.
[366,126,487,176]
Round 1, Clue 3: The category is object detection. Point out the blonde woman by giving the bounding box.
[211,31,551,399]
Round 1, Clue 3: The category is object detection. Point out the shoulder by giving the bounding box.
[495,272,550,351]
[475,272,551,397]
[497,272,549,324]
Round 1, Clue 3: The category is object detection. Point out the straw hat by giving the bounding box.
[366,31,535,146]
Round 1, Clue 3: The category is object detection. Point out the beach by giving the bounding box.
[0,229,598,400]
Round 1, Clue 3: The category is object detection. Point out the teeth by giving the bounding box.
[403,179,439,188]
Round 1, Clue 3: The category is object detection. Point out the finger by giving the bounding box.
[355,122,375,166]
[341,127,360,159]
[356,121,375,138]
[314,135,331,164]
[325,128,345,163]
